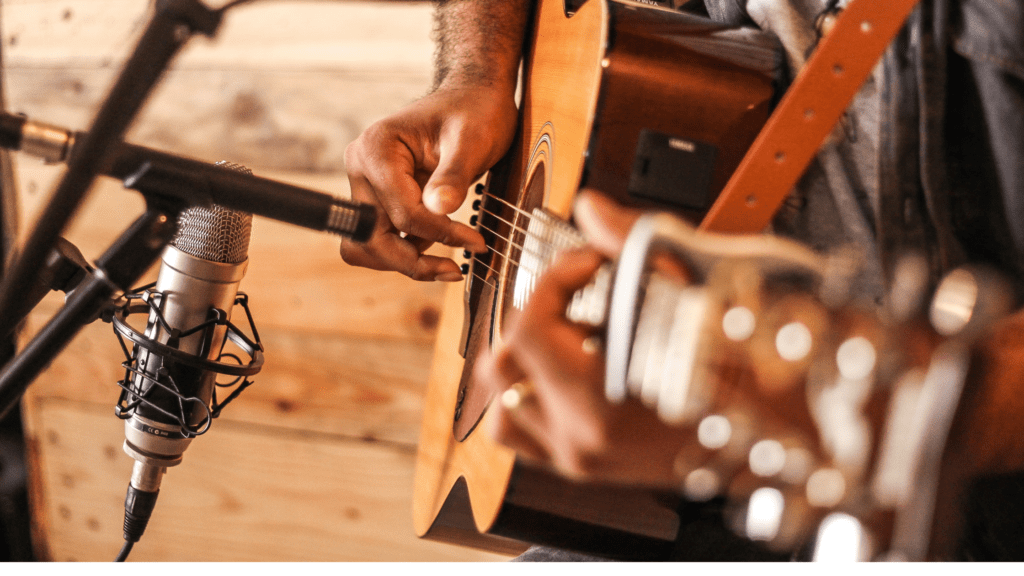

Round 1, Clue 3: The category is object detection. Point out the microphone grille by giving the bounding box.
[171,162,253,264]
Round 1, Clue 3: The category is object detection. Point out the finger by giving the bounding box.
[574,190,690,281]
[522,248,607,323]
[422,119,497,216]
[359,137,487,253]
[500,249,606,383]
[347,159,477,279]
[572,189,644,257]
[473,344,527,398]
[404,234,435,254]
[340,233,463,281]
[474,347,554,462]
[387,201,487,254]
[489,405,552,465]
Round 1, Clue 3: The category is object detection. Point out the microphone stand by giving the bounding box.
[0,200,183,419]
[0,0,224,343]
[0,0,377,435]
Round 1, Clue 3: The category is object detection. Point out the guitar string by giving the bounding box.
[455,191,587,290]
[476,220,531,260]
[482,191,586,247]
[472,202,565,277]
[477,192,565,248]
[456,221,558,293]
[476,221,559,283]
[480,191,534,221]
[474,189,586,254]
[476,205,542,251]
[476,203,581,256]
[473,228,547,286]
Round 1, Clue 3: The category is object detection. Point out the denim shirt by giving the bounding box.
[704,0,1024,303]
[699,0,1024,561]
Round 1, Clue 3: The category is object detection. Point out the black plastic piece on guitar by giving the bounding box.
[628,129,719,211]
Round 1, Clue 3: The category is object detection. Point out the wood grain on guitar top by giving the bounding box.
[413,0,778,558]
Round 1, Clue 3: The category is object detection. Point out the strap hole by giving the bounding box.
[746,195,758,207]
[804,108,816,120]
[774,151,786,163]
[833,64,845,76]
[860,21,873,33]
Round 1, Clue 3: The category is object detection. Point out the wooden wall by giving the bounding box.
[2,0,506,561]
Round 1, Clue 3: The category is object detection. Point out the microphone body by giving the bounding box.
[118,199,255,547]
[123,205,251,469]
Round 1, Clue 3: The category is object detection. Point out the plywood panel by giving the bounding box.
[2,0,434,174]
[22,314,436,445]
[5,68,431,174]
[23,399,507,561]
[2,0,434,72]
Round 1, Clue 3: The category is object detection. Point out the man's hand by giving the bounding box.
[341,86,518,281]
[473,191,694,487]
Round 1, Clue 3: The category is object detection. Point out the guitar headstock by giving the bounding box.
[598,213,1014,560]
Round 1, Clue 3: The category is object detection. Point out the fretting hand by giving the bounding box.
[473,191,695,487]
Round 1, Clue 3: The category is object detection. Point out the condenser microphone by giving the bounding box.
[113,173,261,559]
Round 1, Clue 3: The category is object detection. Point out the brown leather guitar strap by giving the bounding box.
[698,0,922,234]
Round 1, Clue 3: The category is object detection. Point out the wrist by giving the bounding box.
[431,76,519,104]
[432,0,531,93]
[435,69,518,92]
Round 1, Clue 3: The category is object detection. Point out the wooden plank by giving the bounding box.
[2,0,435,73]
[22,398,509,561]
[21,313,436,445]
[4,67,432,174]
[2,0,435,174]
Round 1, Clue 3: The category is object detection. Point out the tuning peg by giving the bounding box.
[929,266,1012,338]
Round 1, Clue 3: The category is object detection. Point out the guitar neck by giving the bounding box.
[567,212,1013,560]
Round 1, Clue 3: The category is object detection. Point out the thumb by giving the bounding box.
[422,130,487,215]
[422,180,471,215]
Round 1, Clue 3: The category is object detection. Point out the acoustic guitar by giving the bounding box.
[413,0,781,559]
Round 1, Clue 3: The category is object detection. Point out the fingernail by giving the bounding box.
[572,193,597,235]
[436,271,464,282]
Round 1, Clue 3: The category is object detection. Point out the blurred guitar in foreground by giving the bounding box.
[588,212,1019,560]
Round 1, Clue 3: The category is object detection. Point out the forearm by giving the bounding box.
[432,0,533,92]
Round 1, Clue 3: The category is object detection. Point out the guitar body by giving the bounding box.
[413,0,779,557]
